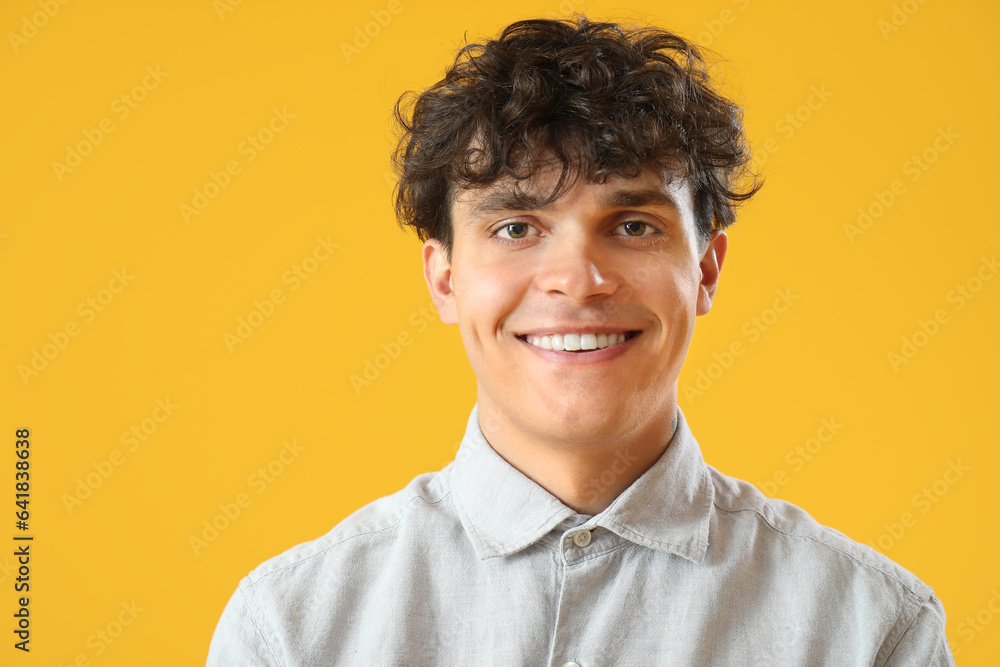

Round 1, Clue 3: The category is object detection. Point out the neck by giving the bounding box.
[476,397,679,515]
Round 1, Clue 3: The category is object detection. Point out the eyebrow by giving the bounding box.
[466,186,682,223]
[601,188,681,214]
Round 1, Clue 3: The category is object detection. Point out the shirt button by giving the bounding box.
[572,530,592,547]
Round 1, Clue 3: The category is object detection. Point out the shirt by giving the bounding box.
[206,404,956,666]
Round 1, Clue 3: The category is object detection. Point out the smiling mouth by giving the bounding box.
[517,331,640,352]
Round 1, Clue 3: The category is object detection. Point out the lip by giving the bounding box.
[514,326,641,337]
[516,331,641,365]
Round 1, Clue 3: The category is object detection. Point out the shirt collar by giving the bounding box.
[449,404,714,564]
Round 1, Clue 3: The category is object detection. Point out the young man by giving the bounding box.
[208,17,955,665]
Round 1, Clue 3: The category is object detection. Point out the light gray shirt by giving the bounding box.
[207,404,955,666]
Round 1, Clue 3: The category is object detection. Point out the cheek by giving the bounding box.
[645,266,700,335]
[454,264,526,344]
[643,274,700,386]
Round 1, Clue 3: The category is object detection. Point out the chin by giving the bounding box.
[533,400,630,441]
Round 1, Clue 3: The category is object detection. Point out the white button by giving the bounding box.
[563,663,581,667]
[572,530,592,547]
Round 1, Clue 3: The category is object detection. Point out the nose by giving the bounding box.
[533,231,620,302]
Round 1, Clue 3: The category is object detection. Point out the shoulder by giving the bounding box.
[243,466,453,588]
[208,468,456,662]
[704,463,933,604]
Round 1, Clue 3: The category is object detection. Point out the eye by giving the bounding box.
[617,220,660,237]
[496,222,535,240]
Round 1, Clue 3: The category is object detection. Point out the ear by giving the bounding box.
[422,238,459,325]
[696,230,728,316]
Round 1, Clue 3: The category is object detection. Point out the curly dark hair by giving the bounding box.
[391,15,761,256]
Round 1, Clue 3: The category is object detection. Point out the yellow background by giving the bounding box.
[2,0,997,663]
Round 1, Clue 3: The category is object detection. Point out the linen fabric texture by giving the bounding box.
[207,404,955,666]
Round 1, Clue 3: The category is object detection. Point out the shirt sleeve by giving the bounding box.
[206,580,279,667]
[880,593,956,667]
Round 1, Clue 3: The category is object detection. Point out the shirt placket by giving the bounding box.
[546,525,624,667]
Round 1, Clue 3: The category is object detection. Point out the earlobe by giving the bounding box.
[696,230,728,316]
[422,239,459,325]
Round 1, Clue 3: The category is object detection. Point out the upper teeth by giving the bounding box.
[525,332,631,351]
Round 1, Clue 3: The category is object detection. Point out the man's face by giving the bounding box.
[423,164,727,448]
